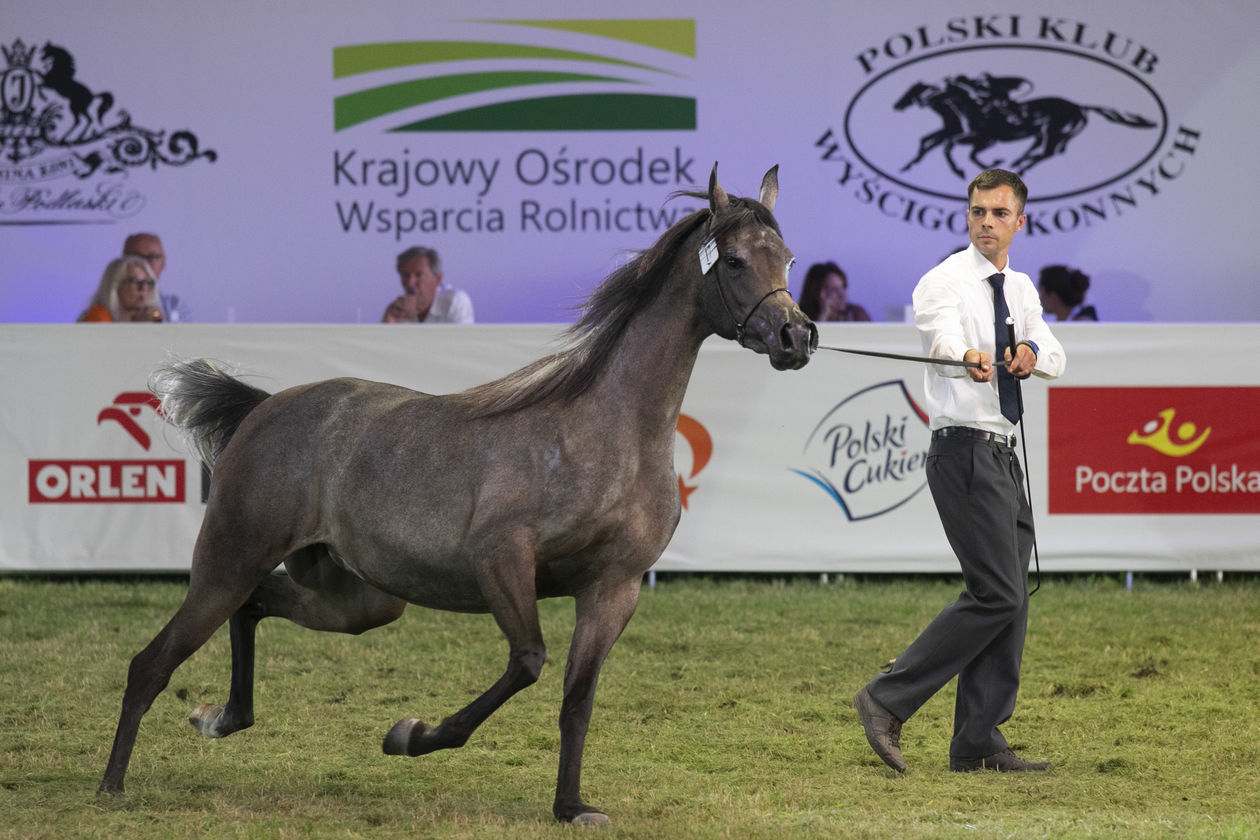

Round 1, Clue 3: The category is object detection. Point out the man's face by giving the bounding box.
[398,255,441,305]
[966,186,1025,266]
[124,235,166,279]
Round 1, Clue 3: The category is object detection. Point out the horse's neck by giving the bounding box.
[45,58,70,85]
[581,255,707,442]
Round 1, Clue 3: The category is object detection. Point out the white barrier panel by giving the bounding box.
[2,324,1257,573]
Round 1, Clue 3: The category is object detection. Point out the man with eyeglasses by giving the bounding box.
[124,232,191,322]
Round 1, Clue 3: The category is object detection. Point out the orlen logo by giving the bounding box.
[792,381,931,520]
[1048,387,1260,514]
[28,391,185,503]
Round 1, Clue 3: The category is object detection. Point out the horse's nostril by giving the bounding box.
[780,323,795,350]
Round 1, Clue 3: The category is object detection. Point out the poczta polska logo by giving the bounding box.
[814,15,1201,237]
[0,38,215,224]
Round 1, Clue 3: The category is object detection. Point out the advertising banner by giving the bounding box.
[3,324,1256,574]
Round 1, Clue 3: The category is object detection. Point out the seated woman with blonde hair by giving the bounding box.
[78,256,165,322]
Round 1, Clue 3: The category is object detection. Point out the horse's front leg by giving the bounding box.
[940,140,969,179]
[553,578,642,827]
[968,140,1002,170]
[901,129,952,173]
[189,609,258,738]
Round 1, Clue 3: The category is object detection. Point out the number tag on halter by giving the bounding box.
[698,238,718,274]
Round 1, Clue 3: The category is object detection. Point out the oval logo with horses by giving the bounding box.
[844,45,1167,202]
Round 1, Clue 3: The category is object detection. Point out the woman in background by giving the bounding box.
[1038,264,1097,321]
[798,261,871,322]
[78,256,164,322]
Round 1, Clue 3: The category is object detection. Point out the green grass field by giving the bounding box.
[1,575,1257,839]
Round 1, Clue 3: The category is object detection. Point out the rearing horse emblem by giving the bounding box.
[0,38,215,177]
[895,73,1156,178]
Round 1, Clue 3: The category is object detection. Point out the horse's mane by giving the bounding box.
[460,192,779,419]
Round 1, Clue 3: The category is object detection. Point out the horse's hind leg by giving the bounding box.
[99,578,258,795]
[189,550,406,740]
[384,537,546,758]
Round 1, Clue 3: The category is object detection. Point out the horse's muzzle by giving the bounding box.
[766,310,817,370]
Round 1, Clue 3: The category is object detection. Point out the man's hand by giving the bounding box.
[128,306,164,322]
[382,295,419,323]
[1007,342,1037,379]
[964,349,994,382]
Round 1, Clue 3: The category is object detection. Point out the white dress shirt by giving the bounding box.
[912,245,1066,434]
[424,287,475,323]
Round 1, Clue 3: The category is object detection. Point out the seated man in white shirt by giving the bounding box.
[381,246,474,324]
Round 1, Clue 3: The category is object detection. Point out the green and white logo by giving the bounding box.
[333,19,696,132]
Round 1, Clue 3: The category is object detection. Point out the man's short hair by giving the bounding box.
[967,169,1027,213]
[396,246,441,274]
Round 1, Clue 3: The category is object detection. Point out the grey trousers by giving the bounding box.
[867,433,1034,760]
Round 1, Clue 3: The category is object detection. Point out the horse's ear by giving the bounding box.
[708,162,729,216]
[758,165,779,213]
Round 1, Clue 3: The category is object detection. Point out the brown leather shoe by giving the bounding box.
[950,748,1051,773]
[854,687,906,772]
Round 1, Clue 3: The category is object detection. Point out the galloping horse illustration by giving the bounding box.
[895,74,1156,178]
[98,165,817,826]
[40,43,115,143]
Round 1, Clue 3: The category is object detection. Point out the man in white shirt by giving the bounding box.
[855,169,1065,774]
[381,246,474,324]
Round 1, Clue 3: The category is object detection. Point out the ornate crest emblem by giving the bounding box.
[0,38,216,179]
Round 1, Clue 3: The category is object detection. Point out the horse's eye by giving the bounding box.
[724,255,743,269]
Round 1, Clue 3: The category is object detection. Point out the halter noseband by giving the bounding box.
[718,282,791,347]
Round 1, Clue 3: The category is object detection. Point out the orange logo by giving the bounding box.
[675,413,712,510]
[1126,408,1210,457]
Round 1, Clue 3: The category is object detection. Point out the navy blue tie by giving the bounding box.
[988,273,1021,424]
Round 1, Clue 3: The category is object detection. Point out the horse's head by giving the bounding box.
[40,43,72,71]
[894,82,935,111]
[700,164,816,370]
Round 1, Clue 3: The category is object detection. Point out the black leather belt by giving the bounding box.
[932,426,1016,448]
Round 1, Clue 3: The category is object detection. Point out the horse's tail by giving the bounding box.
[1084,105,1157,129]
[149,358,271,470]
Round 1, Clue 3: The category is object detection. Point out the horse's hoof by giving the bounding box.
[97,780,124,797]
[383,718,431,755]
[189,703,225,738]
[570,811,610,828]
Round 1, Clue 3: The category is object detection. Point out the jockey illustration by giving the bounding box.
[947,73,1033,132]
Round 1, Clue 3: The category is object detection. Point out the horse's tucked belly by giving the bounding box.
[331,547,492,613]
